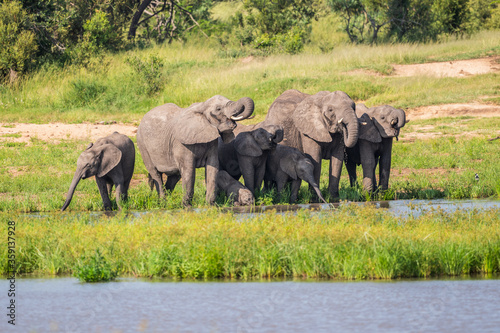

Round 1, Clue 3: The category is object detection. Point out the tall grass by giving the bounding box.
[2,205,499,279]
[1,31,499,123]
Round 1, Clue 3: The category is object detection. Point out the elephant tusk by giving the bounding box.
[391,119,397,126]
[360,121,367,125]
[337,118,343,124]
[231,115,246,121]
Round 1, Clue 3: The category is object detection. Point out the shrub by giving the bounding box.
[74,248,118,283]
[125,54,166,96]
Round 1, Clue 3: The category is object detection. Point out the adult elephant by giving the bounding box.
[264,89,359,201]
[137,95,254,206]
[345,104,406,192]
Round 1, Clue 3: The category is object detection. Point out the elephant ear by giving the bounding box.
[97,144,122,177]
[172,106,220,145]
[280,154,299,180]
[358,112,382,143]
[292,96,332,143]
[234,132,262,157]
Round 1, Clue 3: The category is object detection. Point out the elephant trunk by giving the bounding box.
[61,171,83,211]
[396,109,406,129]
[226,97,255,121]
[301,170,328,204]
[342,112,359,149]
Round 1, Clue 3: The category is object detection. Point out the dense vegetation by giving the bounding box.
[2,0,500,82]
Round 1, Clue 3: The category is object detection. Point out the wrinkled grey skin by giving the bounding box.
[345,104,407,192]
[217,170,255,206]
[263,89,359,201]
[137,95,254,206]
[264,145,327,204]
[218,124,283,195]
[62,132,135,211]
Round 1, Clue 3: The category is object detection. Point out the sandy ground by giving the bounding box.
[1,57,498,144]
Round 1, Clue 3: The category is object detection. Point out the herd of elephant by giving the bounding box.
[61,89,407,211]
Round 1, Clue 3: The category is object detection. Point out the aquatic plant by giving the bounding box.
[74,248,118,282]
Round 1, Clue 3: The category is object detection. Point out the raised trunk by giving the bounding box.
[396,109,406,129]
[61,171,83,211]
[342,112,359,148]
[225,97,254,121]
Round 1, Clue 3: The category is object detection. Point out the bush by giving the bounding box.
[125,54,166,96]
[0,1,38,83]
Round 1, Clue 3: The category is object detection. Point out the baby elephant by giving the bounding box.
[62,132,135,211]
[217,170,254,206]
[218,124,283,195]
[265,145,327,204]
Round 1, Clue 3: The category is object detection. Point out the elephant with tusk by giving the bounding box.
[137,95,255,206]
[262,89,359,201]
[62,132,135,211]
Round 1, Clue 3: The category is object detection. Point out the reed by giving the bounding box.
[2,205,499,280]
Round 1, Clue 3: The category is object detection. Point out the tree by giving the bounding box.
[0,1,38,83]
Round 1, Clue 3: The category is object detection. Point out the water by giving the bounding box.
[2,277,500,332]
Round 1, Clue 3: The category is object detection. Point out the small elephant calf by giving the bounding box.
[217,170,255,206]
[62,132,135,211]
[264,145,327,204]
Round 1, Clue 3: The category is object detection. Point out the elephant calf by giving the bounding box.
[62,132,135,211]
[218,124,283,195]
[345,104,407,192]
[264,145,327,204]
[217,170,254,206]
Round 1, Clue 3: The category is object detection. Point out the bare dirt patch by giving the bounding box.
[0,122,137,144]
[407,103,500,120]
[392,57,500,77]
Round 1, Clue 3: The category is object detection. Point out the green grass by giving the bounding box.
[1,30,499,123]
[2,205,499,279]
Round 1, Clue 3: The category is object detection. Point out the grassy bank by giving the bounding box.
[1,31,499,123]
[2,205,500,279]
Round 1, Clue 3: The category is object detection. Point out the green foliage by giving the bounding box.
[74,248,118,282]
[0,0,38,83]
[125,54,166,96]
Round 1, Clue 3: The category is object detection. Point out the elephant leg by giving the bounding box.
[107,183,114,197]
[165,174,181,192]
[150,170,165,198]
[205,146,219,205]
[378,139,393,191]
[360,143,376,192]
[253,160,267,195]
[345,158,357,187]
[96,177,112,210]
[290,179,301,203]
[181,165,196,207]
[328,136,344,201]
[276,174,288,203]
[239,158,256,195]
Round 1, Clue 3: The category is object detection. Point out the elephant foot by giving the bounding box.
[329,192,340,203]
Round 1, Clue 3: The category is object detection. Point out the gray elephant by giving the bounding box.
[216,170,255,206]
[263,89,359,201]
[137,95,254,206]
[264,145,327,204]
[218,124,283,195]
[62,132,135,211]
[345,104,407,192]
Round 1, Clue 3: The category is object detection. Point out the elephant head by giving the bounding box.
[173,95,254,145]
[357,104,407,142]
[280,153,327,204]
[61,143,122,211]
[237,188,255,206]
[292,91,359,148]
[233,125,284,157]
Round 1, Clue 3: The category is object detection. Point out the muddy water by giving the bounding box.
[2,277,499,332]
